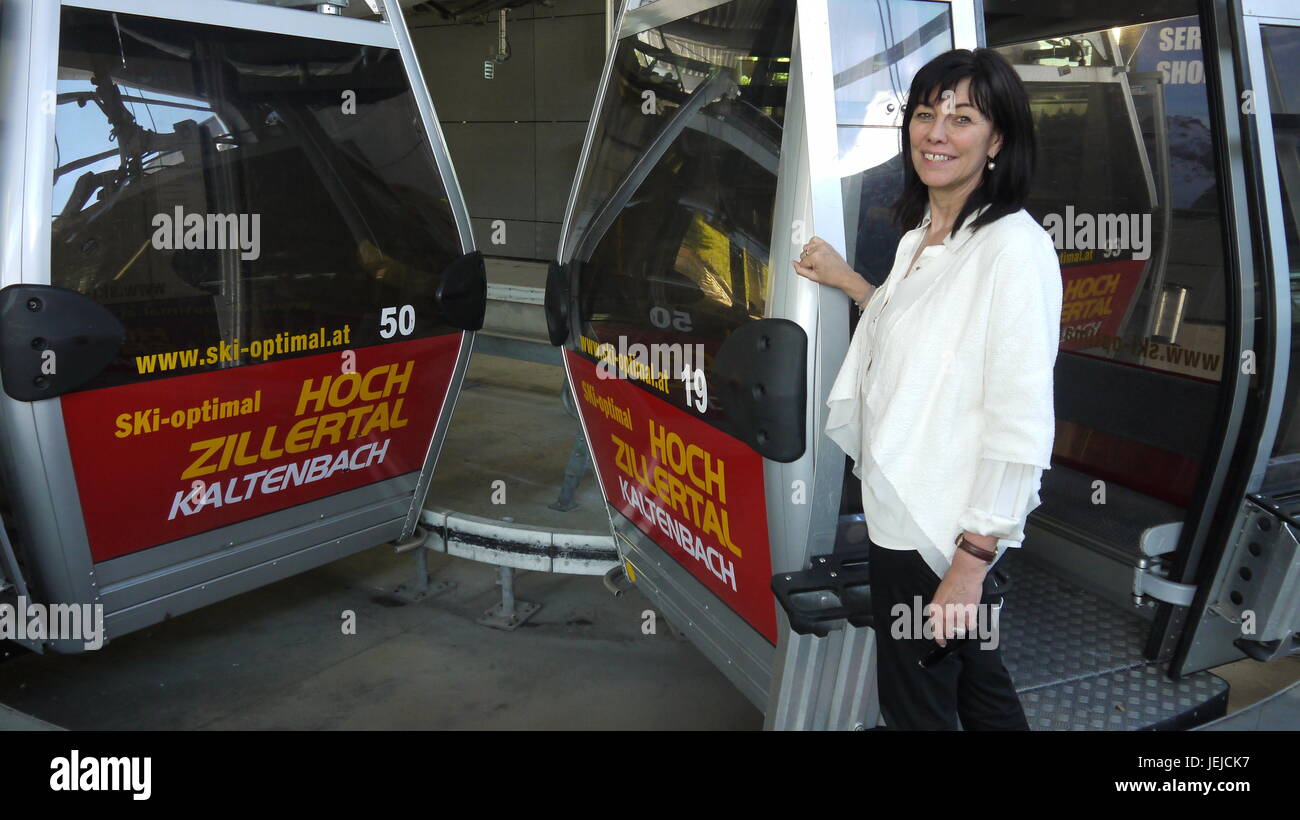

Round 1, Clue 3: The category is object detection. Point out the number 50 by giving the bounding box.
[380,305,415,338]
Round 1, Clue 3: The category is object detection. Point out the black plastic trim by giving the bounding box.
[713,317,807,462]
[544,259,569,346]
[0,284,124,402]
[436,250,486,332]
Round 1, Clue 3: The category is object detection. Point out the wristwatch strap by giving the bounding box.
[954,533,996,563]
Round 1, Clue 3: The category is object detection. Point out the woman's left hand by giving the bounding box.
[926,534,995,647]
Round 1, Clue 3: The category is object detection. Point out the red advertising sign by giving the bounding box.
[1057,257,1145,351]
[62,334,462,562]
[566,350,777,643]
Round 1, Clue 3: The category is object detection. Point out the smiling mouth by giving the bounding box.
[922,152,954,162]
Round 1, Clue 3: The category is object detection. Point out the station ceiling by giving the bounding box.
[337,0,560,20]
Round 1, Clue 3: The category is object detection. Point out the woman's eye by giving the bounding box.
[955,116,972,125]
[916,111,933,120]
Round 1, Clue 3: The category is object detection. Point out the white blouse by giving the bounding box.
[826,205,1062,579]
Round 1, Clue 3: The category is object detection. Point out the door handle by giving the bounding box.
[544,260,569,346]
[712,317,806,462]
[436,250,486,331]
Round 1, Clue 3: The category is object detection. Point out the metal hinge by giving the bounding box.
[1133,557,1197,606]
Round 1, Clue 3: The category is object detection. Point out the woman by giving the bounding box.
[793,48,1061,731]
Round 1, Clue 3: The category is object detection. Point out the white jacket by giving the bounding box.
[825,206,1062,574]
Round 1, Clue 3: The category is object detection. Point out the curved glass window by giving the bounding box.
[564,0,794,430]
[53,8,463,389]
[993,10,1230,508]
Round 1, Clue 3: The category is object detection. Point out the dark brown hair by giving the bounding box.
[892,48,1035,235]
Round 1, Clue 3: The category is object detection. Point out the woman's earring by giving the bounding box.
[986,156,997,171]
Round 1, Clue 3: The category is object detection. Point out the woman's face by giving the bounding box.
[908,77,1002,202]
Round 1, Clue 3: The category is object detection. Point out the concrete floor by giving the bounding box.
[0,344,1296,730]
[423,347,608,531]
[1206,656,1300,719]
[0,544,761,730]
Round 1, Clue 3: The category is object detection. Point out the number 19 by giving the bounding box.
[682,366,707,413]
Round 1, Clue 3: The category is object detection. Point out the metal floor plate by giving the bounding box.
[1019,664,1228,731]
[997,560,1228,730]
[998,559,1149,689]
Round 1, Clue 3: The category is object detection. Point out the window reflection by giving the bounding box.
[829,0,953,284]
[567,0,794,427]
[998,17,1227,382]
[53,8,462,390]
[995,12,1230,507]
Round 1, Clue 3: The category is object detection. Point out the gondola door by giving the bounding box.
[1172,0,1300,675]
[552,0,801,708]
[0,0,480,650]
[551,0,982,717]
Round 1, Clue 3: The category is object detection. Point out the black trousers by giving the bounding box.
[869,542,1030,731]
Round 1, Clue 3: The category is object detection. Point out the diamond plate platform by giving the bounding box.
[998,559,1149,689]
[1019,663,1228,730]
[998,560,1228,730]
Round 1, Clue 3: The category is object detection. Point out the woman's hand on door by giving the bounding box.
[792,236,873,304]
